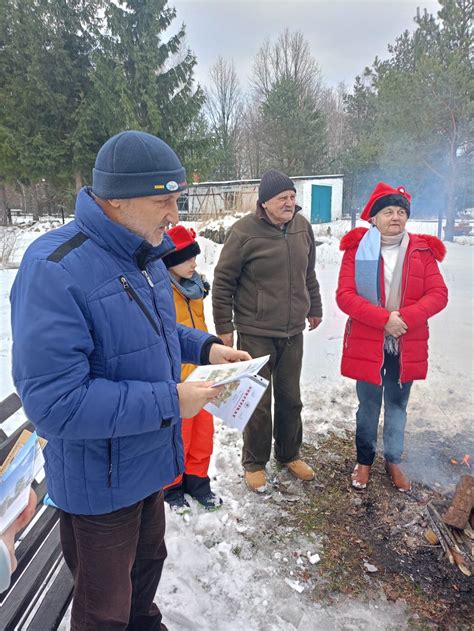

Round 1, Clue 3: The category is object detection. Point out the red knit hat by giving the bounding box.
[361,182,411,221]
[163,225,200,268]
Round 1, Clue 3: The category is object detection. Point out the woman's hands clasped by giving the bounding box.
[384,311,407,337]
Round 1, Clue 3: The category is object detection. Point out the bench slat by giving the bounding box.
[26,560,73,631]
[0,420,34,463]
[0,393,21,425]
[12,505,59,582]
[0,523,63,629]
[0,396,72,630]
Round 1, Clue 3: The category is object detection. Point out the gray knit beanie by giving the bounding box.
[258,169,296,205]
[92,130,187,199]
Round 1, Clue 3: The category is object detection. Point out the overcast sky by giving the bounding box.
[171,0,441,90]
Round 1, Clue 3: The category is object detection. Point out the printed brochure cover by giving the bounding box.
[0,431,43,534]
[185,355,270,429]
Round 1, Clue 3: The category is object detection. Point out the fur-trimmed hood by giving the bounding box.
[339,227,446,262]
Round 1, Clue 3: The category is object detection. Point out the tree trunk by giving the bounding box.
[74,172,83,193]
[0,180,11,226]
[32,185,40,222]
[444,173,456,242]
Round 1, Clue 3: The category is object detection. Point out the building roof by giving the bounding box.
[188,174,344,189]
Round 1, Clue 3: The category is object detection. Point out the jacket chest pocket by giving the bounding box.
[88,277,162,359]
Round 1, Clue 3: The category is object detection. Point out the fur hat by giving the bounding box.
[258,169,296,205]
[92,130,187,199]
[163,225,200,268]
[361,182,411,221]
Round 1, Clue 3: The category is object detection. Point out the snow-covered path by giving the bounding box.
[0,220,472,630]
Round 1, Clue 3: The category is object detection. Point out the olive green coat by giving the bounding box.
[212,206,322,338]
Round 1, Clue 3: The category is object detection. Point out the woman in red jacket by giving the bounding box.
[336,182,448,491]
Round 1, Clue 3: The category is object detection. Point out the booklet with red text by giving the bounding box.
[185,355,270,430]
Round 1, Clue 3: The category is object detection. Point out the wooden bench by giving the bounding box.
[0,393,73,630]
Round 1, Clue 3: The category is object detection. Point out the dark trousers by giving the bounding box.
[60,491,168,631]
[355,353,413,466]
[238,332,303,471]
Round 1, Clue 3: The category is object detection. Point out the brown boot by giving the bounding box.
[351,463,371,490]
[244,469,267,493]
[385,462,411,492]
[285,459,315,481]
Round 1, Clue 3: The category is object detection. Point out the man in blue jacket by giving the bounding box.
[10,130,249,630]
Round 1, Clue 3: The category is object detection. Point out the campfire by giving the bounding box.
[450,454,472,471]
[423,474,473,576]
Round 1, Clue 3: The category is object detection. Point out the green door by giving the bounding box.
[311,185,332,223]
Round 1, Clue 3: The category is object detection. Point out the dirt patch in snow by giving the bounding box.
[280,434,473,630]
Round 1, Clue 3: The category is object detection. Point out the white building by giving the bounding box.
[185,174,344,224]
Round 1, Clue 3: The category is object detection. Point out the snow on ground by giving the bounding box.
[0,217,472,630]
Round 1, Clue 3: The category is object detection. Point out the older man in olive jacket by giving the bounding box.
[212,169,323,492]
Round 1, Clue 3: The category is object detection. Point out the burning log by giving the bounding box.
[443,475,473,530]
[426,506,455,564]
[425,503,473,576]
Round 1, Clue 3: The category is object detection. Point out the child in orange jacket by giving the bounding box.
[163,225,222,511]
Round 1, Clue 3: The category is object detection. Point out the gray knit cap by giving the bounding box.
[258,169,296,205]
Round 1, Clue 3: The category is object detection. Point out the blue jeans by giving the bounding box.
[355,352,413,466]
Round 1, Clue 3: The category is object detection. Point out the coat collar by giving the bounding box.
[74,187,175,267]
[339,226,446,262]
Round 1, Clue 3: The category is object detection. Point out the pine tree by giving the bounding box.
[97,0,206,176]
[1,0,103,210]
[374,0,473,239]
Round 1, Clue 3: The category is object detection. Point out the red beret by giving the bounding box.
[361,182,411,221]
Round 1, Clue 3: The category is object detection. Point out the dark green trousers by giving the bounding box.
[237,332,303,471]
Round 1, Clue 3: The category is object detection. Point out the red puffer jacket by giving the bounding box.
[336,228,448,385]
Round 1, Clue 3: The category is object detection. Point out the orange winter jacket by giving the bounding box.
[172,281,208,381]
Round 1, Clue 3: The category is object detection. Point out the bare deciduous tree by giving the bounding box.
[205,57,243,179]
[319,83,348,165]
[251,29,322,102]
[245,29,328,175]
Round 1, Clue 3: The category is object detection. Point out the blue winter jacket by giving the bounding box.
[10,188,212,515]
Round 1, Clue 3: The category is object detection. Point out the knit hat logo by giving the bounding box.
[166,181,179,192]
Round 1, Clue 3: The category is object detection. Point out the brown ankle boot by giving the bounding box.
[385,462,411,492]
[285,459,315,481]
[351,463,371,490]
[244,469,267,493]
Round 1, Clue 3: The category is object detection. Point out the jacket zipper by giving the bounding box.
[141,269,175,375]
[396,245,428,386]
[397,249,415,387]
[397,247,426,386]
[120,275,160,336]
[119,269,179,474]
[141,269,181,473]
[284,231,291,335]
[378,258,386,385]
[186,298,196,328]
[108,439,113,487]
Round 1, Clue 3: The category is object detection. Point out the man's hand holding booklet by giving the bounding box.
[185,355,270,430]
[0,431,44,534]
